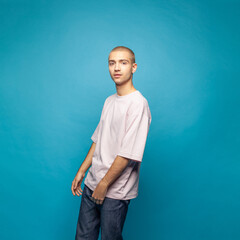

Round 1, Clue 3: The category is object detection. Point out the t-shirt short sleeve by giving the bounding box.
[90,98,109,143]
[91,121,100,143]
[117,100,151,162]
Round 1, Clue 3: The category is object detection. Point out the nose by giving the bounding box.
[114,62,120,71]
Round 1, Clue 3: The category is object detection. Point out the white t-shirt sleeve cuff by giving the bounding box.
[117,152,142,162]
[91,135,97,143]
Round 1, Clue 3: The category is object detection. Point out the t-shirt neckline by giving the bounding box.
[116,90,139,99]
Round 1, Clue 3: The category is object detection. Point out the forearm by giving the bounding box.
[78,142,96,175]
[101,155,130,188]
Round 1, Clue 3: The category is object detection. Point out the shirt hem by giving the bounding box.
[105,193,138,200]
[84,181,138,200]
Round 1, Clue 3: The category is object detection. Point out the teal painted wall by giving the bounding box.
[0,0,239,239]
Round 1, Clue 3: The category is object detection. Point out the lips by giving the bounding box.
[114,74,121,77]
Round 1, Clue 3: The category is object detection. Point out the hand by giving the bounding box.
[91,179,108,205]
[71,171,85,196]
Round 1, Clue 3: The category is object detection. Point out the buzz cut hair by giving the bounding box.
[109,46,135,64]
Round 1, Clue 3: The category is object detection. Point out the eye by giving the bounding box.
[122,62,127,65]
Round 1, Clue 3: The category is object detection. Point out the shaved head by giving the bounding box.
[109,46,135,64]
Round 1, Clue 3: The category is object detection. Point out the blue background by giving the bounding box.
[1,0,239,239]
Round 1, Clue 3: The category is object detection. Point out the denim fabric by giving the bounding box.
[75,185,131,240]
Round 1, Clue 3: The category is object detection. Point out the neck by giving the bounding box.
[116,82,136,97]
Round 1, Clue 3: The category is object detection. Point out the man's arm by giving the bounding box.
[91,155,130,204]
[71,142,96,196]
[102,155,130,187]
[78,142,96,174]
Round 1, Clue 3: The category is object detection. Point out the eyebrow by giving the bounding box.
[108,59,129,63]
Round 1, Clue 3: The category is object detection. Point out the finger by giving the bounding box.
[71,184,75,195]
[77,189,82,195]
[72,180,76,189]
[75,190,79,196]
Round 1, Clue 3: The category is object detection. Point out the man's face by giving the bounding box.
[108,50,137,86]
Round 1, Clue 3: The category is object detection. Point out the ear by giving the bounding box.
[132,63,137,74]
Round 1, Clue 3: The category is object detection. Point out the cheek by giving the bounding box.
[126,68,132,75]
[122,66,131,72]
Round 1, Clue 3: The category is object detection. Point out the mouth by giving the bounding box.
[114,74,122,77]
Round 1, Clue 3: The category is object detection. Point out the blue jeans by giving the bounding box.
[75,185,131,240]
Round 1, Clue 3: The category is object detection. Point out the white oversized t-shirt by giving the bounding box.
[84,90,152,200]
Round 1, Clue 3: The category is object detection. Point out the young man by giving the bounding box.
[71,46,152,240]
